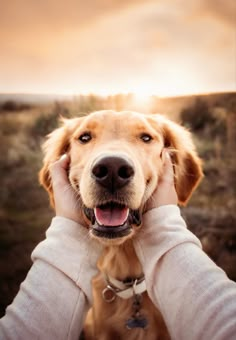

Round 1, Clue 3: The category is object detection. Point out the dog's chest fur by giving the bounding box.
[83,241,170,340]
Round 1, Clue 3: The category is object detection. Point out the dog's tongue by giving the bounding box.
[94,205,129,226]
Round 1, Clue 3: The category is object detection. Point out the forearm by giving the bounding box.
[0,260,88,340]
[0,217,102,340]
[134,206,236,340]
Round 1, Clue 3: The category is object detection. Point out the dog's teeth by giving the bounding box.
[94,208,104,225]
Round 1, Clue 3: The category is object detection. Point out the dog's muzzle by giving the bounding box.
[83,155,141,239]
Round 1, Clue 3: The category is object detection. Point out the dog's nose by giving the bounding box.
[92,156,134,191]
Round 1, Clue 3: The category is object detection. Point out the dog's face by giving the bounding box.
[40,110,203,244]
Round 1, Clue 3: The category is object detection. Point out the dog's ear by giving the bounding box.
[39,118,80,208]
[160,117,203,205]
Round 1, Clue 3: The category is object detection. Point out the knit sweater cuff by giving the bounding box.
[133,205,202,272]
[32,216,103,304]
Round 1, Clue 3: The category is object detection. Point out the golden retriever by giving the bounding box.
[39,110,203,340]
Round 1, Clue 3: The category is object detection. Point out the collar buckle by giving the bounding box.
[102,285,117,303]
[102,274,146,302]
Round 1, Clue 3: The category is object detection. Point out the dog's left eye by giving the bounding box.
[140,133,153,143]
[78,132,92,144]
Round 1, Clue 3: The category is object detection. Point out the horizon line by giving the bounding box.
[0,89,235,100]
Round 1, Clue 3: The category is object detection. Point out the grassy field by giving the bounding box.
[0,92,236,316]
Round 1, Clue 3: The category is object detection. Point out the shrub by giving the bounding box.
[0,100,32,112]
[180,97,216,131]
[31,112,59,137]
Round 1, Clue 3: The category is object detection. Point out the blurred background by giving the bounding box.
[0,0,235,317]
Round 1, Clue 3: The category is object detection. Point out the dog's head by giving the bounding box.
[39,110,203,244]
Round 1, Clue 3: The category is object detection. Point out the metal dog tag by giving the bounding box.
[126,293,148,329]
[126,316,148,329]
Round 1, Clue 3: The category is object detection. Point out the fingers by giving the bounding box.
[145,149,178,210]
[57,153,70,170]
[160,150,175,185]
[50,155,85,224]
[50,154,70,188]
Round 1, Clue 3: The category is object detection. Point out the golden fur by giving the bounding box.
[39,110,203,339]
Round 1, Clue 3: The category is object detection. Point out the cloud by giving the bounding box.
[0,0,149,64]
[0,0,146,35]
[198,0,236,26]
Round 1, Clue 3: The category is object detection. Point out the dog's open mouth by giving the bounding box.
[84,202,141,239]
[95,203,129,226]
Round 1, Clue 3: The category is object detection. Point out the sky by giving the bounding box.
[0,0,235,97]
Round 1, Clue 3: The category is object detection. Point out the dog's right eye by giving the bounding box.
[78,132,92,144]
[140,133,153,143]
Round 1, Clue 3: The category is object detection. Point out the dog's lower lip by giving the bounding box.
[91,222,131,239]
[92,223,129,233]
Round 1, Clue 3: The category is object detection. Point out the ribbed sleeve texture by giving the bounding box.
[0,217,102,340]
[134,205,236,340]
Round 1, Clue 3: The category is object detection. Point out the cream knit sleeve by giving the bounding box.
[0,217,102,340]
[134,205,236,340]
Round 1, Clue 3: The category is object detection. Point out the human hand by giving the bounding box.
[50,154,86,225]
[146,150,178,210]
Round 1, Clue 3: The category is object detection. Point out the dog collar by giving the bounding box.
[102,274,146,302]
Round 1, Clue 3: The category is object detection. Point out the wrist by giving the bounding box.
[134,206,201,271]
[143,204,179,219]
[55,209,87,226]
